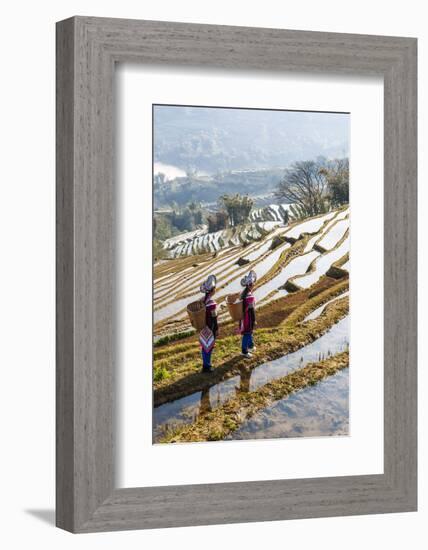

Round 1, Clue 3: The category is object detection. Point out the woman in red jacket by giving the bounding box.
[239,270,257,358]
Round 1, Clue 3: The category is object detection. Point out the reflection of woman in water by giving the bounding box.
[199,387,212,415]
[239,270,257,358]
[237,364,252,393]
[199,275,218,373]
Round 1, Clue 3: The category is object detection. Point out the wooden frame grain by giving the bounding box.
[56,16,417,533]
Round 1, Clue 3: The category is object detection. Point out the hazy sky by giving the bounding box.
[154,105,349,173]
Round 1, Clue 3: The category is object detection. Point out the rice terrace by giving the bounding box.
[152,105,350,444]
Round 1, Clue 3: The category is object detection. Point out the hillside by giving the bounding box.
[153,167,285,208]
[154,206,349,335]
[162,203,292,257]
[153,205,350,443]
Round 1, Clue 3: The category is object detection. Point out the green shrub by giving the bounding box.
[154,367,170,382]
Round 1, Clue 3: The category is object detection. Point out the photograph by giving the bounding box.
[152,104,350,444]
[0,1,419,542]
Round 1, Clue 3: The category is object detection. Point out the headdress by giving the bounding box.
[240,270,257,287]
[200,274,217,294]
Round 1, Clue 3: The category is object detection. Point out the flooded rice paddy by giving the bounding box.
[316,218,349,251]
[253,250,319,303]
[303,291,349,322]
[293,237,349,289]
[153,316,349,442]
[228,368,349,440]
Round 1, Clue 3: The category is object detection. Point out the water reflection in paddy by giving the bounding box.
[228,368,349,440]
[302,291,349,322]
[153,316,349,442]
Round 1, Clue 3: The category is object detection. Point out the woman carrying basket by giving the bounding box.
[239,270,257,358]
[199,274,218,373]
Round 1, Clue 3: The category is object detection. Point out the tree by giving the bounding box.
[275,160,329,217]
[188,201,203,225]
[320,158,349,206]
[170,208,195,232]
[239,195,254,224]
[153,172,166,187]
[193,209,203,226]
[153,214,175,261]
[218,194,254,226]
[207,211,229,233]
[154,214,174,241]
[282,208,289,225]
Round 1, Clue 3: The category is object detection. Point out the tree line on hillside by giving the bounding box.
[154,194,255,244]
[153,167,285,208]
[275,157,349,218]
[201,194,256,233]
[153,156,349,259]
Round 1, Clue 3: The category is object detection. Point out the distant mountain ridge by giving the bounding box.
[154,168,286,208]
[154,105,349,174]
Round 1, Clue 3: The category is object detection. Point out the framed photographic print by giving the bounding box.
[56,17,417,532]
[151,103,351,446]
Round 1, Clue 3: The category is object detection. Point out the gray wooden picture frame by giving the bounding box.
[56,16,417,533]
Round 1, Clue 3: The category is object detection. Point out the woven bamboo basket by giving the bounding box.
[226,293,243,322]
[186,300,206,330]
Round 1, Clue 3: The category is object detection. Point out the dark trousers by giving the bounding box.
[201,348,213,369]
[241,333,254,354]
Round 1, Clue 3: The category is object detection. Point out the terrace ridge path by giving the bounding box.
[154,288,349,407]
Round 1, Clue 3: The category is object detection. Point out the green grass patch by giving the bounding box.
[153,366,171,382]
[154,329,196,348]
